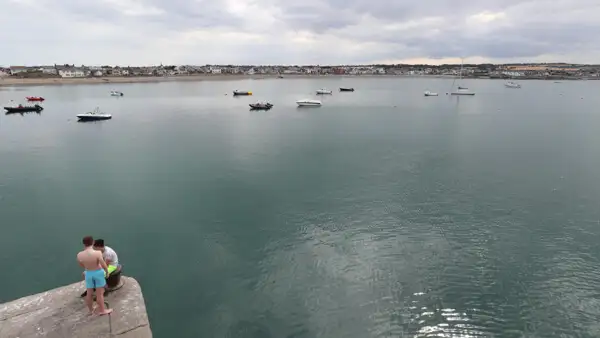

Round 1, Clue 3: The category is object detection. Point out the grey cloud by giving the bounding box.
[2,0,600,64]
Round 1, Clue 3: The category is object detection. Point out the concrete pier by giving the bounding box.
[0,277,152,338]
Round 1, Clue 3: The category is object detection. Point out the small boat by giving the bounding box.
[339,87,354,92]
[316,89,332,95]
[4,104,43,113]
[110,91,124,96]
[296,99,322,107]
[424,91,438,96]
[504,81,521,88]
[450,89,475,96]
[249,101,273,110]
[26,96,45,102]
[450,59,475,96]
[233,90,252,96]
[77,107,112,121]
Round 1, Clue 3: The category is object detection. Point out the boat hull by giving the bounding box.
[339,88,354,92]
[249,104,273,110]
[4,106,43,113]
[233,91,252,96]
[77,115,112,121]
[451,92,475,96]
[26,97,45,101]
[297,102,321,107]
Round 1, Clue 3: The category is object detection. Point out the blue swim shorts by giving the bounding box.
[85,269,106,289]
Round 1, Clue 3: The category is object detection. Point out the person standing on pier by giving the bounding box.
[77,236,113,315]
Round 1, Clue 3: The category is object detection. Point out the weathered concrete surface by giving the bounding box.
[0,277,151,338]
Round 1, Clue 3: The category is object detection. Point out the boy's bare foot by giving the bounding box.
[98,308,113,316]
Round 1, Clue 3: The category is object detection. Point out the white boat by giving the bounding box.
[77,107,112,121]
[450,59,475,96]
[316,89,332,95]
[296,99,322,107]
[451,89,475,96]
[424,91,438,96]
[505,81,521,88]
[110,91,124,96]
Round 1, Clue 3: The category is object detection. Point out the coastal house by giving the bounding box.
[92,70,103,77]
[0,68,9,77]
[40,66,57,75]
[58,67,88,78]
[9,66,28,75]
[210,67,222,74]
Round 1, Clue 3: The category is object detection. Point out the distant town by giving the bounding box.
[1,63,600,80]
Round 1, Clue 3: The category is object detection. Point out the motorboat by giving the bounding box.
[26,96,45,102]
[4,104,43,113]
[316,89,332,95]
[77,107,112,121]
[424,91,438,96]
[504,81,521,88]
[110,91,124,96]
[233,90,252,96]
[450,89,475,96]
[249,101,273,110]
[339,87,354,92]
[296,99,322,107]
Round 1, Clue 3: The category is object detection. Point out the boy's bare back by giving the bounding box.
[77,248,103,270]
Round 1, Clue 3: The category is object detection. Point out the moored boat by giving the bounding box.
[316,89,332,95]
[110,91,124,96]
[504,81,521,88]
[450,89,475,96]
[450,59,475,96]
[424,91,438,96]
[233,90,252,96]
[296,99,322,107]
[339,87,354,92]
[77,107,112,121]
[249,101,273,110]
[4,104,43,113]
[26,96,45,102]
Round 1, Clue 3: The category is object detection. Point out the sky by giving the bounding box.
[2,0,600,66]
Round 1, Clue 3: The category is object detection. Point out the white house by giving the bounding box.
[9,66,28,75]
[210,67,222,74]
[0,69,9,77]
[92,70,103,77]
[58,68,87,78]
[40,66,57,75]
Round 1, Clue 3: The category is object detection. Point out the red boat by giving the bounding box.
[26,96,45,102]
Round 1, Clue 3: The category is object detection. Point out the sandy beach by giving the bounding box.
[0,74,465,88]
[0,74,287,87]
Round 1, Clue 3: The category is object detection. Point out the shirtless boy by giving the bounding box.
[77,236,113,315]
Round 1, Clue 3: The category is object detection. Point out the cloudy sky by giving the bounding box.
[3,0,600,66]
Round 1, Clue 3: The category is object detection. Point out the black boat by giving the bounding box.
[249,102,273,110]
[339,87,354,92]
[233,90,252,96]
[4,104,43,113]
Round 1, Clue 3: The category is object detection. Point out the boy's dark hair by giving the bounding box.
[94,239,105,248]
[83,236,94,246]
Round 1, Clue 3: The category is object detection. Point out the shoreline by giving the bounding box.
[0,74,595,87]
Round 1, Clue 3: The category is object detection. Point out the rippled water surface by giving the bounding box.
[2,78,600,337]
